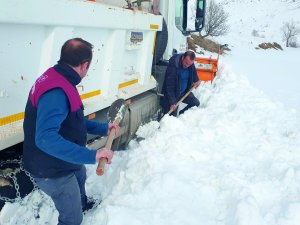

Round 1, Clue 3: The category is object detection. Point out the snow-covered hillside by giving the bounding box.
[220,0,299,42]
[1,0,300,225]
[214,0,300,110]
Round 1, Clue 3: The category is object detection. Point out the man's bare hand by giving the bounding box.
[96,148,113,164]
[193,81,201,88]
[170,104,177,112]
[108,123,120,135]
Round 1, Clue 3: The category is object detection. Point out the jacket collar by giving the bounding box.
[174,54,184,69]
[53,63,81,86]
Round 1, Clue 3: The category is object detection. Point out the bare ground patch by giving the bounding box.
[256,42,283,50]
[188,34,230,55]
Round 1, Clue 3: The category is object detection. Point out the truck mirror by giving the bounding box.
[175,0,206,34]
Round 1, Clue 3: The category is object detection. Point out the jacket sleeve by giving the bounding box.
[164,61,178,105]
[85,119,108,136]
[35,88,96,165]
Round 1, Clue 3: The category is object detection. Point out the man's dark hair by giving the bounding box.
[183,51,196,60]
[58,38,93,67]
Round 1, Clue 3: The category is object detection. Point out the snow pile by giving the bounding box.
[135,121,160,139]
[82,64,300,225]
[2,63,300,225]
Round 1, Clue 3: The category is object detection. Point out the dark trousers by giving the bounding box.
[162,92,200,116]
[34,166,87,225]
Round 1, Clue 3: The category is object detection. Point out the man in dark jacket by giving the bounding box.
[161,51,200,116]
[23,38,119,225]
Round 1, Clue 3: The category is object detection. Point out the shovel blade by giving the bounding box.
[107,99,126,123]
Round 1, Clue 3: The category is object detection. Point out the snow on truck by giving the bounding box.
[0,0,205,207]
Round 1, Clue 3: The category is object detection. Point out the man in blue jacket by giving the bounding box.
[23,38,119,225]
[161,51,200,116]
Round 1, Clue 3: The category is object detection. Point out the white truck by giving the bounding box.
[0,0,205,207]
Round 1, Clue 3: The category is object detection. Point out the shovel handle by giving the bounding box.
[96,127,116,176]
[96,117,122,176]
[96,158,108,176]
[167,86,196,115]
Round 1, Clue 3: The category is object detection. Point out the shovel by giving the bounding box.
[167,86,196,115]
[96,99,127,176]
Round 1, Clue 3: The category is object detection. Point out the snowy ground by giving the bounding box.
[222,48,300,111]
[1,0,300,224]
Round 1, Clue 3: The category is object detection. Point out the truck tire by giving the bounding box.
[153,17,168,65]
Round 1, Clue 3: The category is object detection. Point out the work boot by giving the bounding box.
[82,196,101,213]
